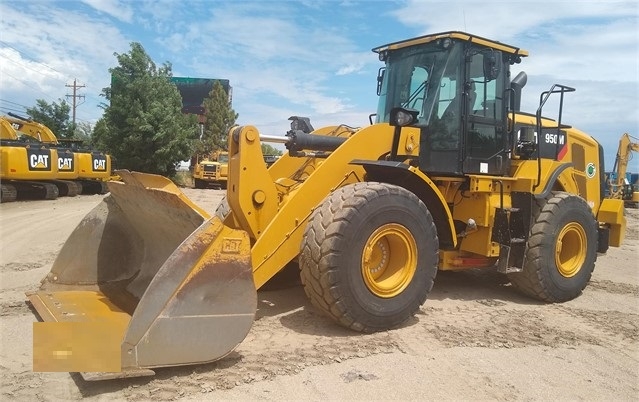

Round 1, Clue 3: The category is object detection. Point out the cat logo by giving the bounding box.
[93,158,107,171]
[58,157,74,171]
[27,148,52,171]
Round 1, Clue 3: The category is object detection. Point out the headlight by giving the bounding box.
[389,107,419,127]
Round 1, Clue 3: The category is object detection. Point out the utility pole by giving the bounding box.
[65,79,85,126]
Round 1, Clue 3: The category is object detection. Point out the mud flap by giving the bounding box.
[27,171,256,380]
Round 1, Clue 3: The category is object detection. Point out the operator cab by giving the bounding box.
[373,31,528,176]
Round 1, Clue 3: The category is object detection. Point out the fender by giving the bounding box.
[534,162,574,199]
[350,159,457,249]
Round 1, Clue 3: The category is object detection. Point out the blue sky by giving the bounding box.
[0,0,637,171]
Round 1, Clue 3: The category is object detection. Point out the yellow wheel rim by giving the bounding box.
[361,223,417,298]
[555,222,587,278]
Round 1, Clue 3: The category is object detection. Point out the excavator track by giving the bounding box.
[78,179,109,195]
[13,181,59,200]
[1,183,17,203]
[52,180,81,197]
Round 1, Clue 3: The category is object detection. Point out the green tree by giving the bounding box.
[261,143,282,156]
[73,121,93,145]
[199,81,238,155]
[93,42,197,176]
[25,99,75,138]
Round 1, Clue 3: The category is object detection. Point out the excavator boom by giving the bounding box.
[609,133,639,202]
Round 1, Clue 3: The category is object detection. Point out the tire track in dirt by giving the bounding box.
[74,307,401,400]
[413,302,638,350]
[588,279,639,296]
[555,306,639,342]
[0,300,31,317]
[0,262,47,273]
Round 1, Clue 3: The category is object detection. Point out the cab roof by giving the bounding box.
[372,31,529,57]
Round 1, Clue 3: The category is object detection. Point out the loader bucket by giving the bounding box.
[27,171,256,380]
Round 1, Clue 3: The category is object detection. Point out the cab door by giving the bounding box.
[462,50,509,176]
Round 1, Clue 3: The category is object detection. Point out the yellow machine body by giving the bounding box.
[607,133,639,207]
[28,31,626,379]
[3,115,112,182]
[3,116,78,180]
[1,117,60,180]
[192,150,229,189]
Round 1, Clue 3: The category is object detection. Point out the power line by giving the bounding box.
[1,42,106,121]
[0,54,66,84]
[0,40,68,77]
[0,106,28,115]
[1,71,58,102]
[0,99,29,108]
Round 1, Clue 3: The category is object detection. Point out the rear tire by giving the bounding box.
[508,192,597,302]
[299,182,439,332]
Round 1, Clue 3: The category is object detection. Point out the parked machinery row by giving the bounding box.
[0,114,112,202]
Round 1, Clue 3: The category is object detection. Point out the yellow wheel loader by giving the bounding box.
[28,31,626,380]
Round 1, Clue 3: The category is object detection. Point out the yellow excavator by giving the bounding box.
[28,31,626,380]
[4,113,112,195]
[608,133,639,206]
[1,117,60,201]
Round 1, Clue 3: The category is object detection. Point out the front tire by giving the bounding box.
[508,192,598,302]
[194,178,205,189]
[299,182,439,332]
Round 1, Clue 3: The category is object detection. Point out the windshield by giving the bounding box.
[217,153,229,163]
[376,41,463,125]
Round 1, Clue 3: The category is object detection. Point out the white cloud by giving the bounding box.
[0,48,67,93]
[0,2,132,122]
[336,61,366,76]
[1,0,636,164]
[159,2,368,120]
[81,0,134,23]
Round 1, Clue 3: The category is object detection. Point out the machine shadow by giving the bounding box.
[267,264,544,337]
[72,264,540,397]
[72,351,245,398]
[427,267,543,305]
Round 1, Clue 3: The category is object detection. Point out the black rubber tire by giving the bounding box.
[508,192,598,302]
[194,178,205,189]
[299,182,439,332]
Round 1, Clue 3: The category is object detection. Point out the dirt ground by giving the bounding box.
[1,188,637,401]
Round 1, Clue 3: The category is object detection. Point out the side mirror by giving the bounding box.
[376,68,385,96]
[483,51,502,81]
